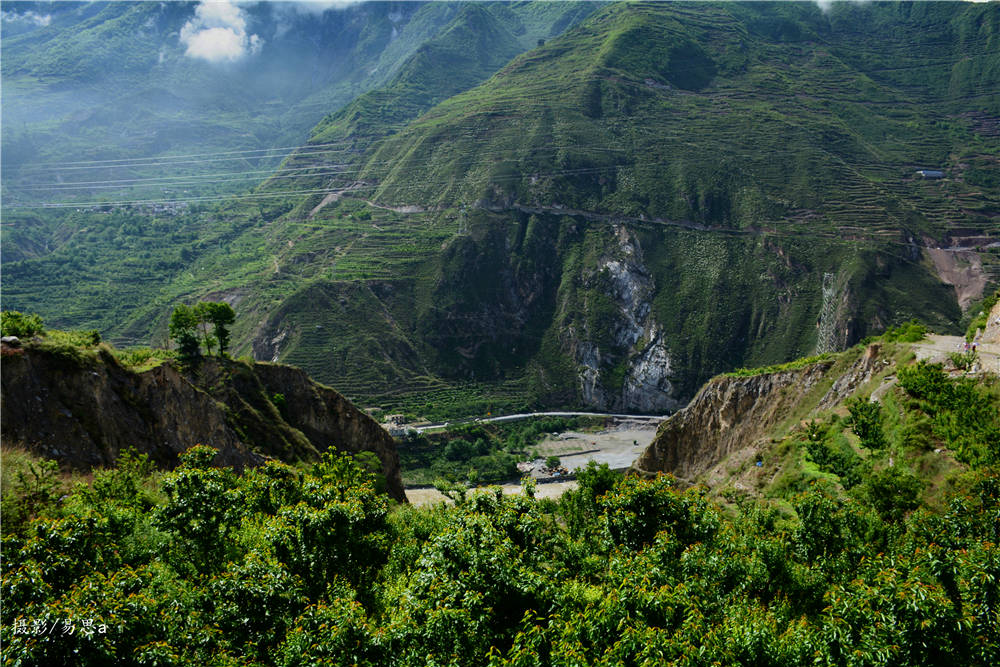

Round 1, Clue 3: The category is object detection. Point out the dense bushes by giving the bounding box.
[3,441,999,666]
[899,361,1000,466]
[0,310,43,338]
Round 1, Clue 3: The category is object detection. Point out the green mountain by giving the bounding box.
[4,1,999,418]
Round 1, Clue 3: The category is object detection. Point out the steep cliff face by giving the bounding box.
[632,344,891,484]
[563,224,680,412]
[982,300,1000,345]
[633,362,833,484]
[0,346,406,502]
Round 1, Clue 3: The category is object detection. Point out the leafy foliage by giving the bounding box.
[966,289,999,341]
[3,440,1000,665]
[168,304,202,362]
[898,361,1000,466]
[197,301,236,356]
[6,1,993,416]
[727,354,834,378]
[0,310,43,338]
[950,349,979,371]
[847,397,888,452]
[169,301,235,360]
[879,319,930,343]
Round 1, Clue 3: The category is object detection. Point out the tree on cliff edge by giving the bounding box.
[197,301,236,356]
[169,301,235,360]
[169,304,202,361]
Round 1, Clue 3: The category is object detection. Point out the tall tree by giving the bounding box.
[198,302,236,357]
[169,304,201,361]
[847,397,887,452]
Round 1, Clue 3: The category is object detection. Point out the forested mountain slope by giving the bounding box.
[4,1,999,418]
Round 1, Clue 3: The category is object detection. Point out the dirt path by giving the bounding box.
[912,334,1000,373]
[405,480,579,506]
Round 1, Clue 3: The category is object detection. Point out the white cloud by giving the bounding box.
[180,1,263,64]
[287,1,368,14]
[814,0,880,12]
[1,10,52,27]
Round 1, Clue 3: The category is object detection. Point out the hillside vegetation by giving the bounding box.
[0,317,1000,667]
[3,311,998,665]
[3,362,998,665]
[4,1,999,417]
[2,2,597,206]
[0,320,407,501]
[636,323,1000,516]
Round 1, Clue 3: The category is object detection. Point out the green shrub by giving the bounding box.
[0,310,43,338]
[949,349,978,371]
[804,429,862,489]
[898,361,1000,466]
[152,446,239,573]
[726,353,833,377]
[271,392,287,416]
[881,319,929,343]
[445,438,476,461]
[0,454,64,534]
[114,347,174,371]
[965,289,999,341]
[856,465,923,523]
[601,474,719,553]
[846,397,887,452]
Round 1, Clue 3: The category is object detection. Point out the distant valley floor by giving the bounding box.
[405,421,659,505]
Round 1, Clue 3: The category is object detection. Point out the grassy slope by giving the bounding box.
[710,337,999,520]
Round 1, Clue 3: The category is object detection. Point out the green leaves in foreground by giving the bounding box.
[2,449,999,666]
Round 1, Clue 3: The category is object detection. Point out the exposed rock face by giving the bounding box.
[572,338,608,407]
[980,300,1000,345]
[0,347,406,502]
[925,243,987,312]
[632,360,835,483]
[622,325,678,413]
[568,224,680,412]
[817,343,886,410]
[253,327,289,363]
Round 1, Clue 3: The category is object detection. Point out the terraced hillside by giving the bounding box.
[1,1,598,206]
[242,1,1000,414]
[5,1,999,418]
